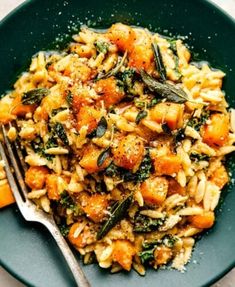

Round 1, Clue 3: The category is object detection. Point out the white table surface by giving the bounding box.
[0,0,235,286]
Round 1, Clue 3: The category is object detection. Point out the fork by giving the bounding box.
[0,124,91,287]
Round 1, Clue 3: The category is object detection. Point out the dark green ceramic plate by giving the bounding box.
[0,0,235,286]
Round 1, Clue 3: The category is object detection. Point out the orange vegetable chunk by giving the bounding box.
[107,23,136,52]
[189,211,215,229]
[154,155,182,176]
[112,135,145,171]
[94,77,125,108]
[79,144,111,174]
[202,113,229,147]
[112,240,136,271]
[140,176,168,205]
[150,102,184,130]
[25,166,49,190]
[0,183,15,208]
[80,193,108,223]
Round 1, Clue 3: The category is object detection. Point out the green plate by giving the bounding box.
[0,0,235,286]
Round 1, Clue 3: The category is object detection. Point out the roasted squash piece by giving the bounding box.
[189,211,215,229]
[76,106,101,134]
[154,155,182,176]
[0,183,15,208]
[94,77,125,108]
[79,144,111,173]
[112,240,136,271]
[107,23,136,52]
[11,94,36,116]
[154,246,172,266]
[80,192,109,223]
[150,102,184,130]
[25,166,49,190]
[202,113,229,147]
[140,176,169,205]
[112,135,145,171]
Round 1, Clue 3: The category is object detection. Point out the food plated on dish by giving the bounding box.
[1,21,234,276]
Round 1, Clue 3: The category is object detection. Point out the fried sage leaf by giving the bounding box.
[97,147,110,167]
[22,88,50,105]
[97,194,133,240]
[54,122,69,146]
[96,116,108,138]
[135,110,148,124]
[140,70,189,103]
[87,116,108,139]
[152,43,167,82]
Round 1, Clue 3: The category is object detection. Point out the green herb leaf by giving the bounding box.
[87,117,108,139]
[139,248,155,264]
[59,224,70,237]
[54,123,69,146]
[97,194,133,240]
[135,151,153,182]
[105,162,120,177]
[136,110,147,124]
[139,235,178,264]
[97,51,127,80]
[147,97,161,108]
[66,91,73,106]
[190,153,210,162]
[60,191,76,209]
[140,70,189,103]
[187,110,210,131]
[134,213,165,233]
[96,117,108,138]
[174,128,186,144]
[22,88,50,105]
[97,147,110,167]
[162,123,171,134]
[152,43,167,82]
[94,40,109,54]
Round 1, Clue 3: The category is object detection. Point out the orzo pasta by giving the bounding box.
[0,23,234,274]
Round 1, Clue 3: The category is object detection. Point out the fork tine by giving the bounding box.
[0,141,25,211]
[10,122,28,172]
[2,125,29,200]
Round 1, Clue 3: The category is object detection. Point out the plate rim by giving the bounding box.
[0,0,235,286]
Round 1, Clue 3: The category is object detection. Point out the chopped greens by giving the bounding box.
[22,88,50,105]
[94,40,109,54]
[141,70,189,103]
[104,152,153,183]
[190,153,210,162]
[187,110,210,131]
[139,235,178,264]
[59,224,70,237]
[60,191,76,209]
[97,194,133,240]
[66,91,73,106]
[135,110,148,124]
[152,43,167,82]
[133,213,165,233]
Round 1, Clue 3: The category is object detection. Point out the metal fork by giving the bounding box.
[0,124,90,287]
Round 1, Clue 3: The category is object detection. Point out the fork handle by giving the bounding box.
[44,221,91,287]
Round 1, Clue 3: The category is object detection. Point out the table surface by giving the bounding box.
[0,0,235,286]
